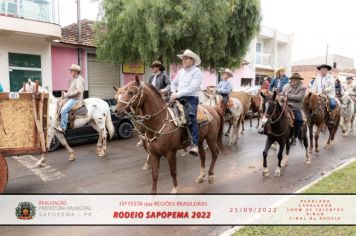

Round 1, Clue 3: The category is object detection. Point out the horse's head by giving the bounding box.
[114,75,144,116]
[340,91,352,109]
[261,91,282,125]
[18,79,48,93]
[304,92,319,112]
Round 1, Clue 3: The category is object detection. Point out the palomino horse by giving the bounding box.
[339,92,355,136]
[199,90,243,146]
[260,92,309,177]
[20,80,115,166]
[249,95,263,128]
[303,92,340,153]
[115,76,224,193]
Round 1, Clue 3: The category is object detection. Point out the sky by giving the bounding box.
[59,0,356,67]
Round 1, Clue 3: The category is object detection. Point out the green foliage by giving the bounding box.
[96,0,261,68]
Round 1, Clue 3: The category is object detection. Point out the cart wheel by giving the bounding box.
[0,154,8,193]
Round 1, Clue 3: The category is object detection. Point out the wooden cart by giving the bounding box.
[230,91,253,115]
[0,83,48,192]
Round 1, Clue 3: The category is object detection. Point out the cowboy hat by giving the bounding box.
[222,68,233,78]
[177,49,201,66]
[274,67,286,75]
[289,72,304,80]
[68,64,81,72]
[150,60,164,69]
[346,76,354,80]
[317,64,332,71]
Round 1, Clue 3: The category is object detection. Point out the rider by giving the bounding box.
[55,64,85,133]
[171,49,203,156]
[148,60,171,103]
[269,68,289,93]
[343,76,356,95]
[217,68,233,114]
[281,73,306,146]
[310,64,337,124]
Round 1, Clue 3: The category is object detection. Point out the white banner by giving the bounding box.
[0,195,355,225]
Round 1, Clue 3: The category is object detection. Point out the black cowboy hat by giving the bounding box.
[317,64,332,71]
[346,76,354,80]
[289,72,304,80]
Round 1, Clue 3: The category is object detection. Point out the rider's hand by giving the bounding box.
[170,94,178,101]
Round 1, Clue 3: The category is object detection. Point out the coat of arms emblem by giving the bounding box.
[15,202,36,220]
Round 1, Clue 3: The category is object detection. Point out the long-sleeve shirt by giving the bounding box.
[343,83,356,95]
[269,76,289,92]
[65,75,85,100]
[217,80,233,94]
[283,83,306,110]
[311,74,335,99]
[171,66,203,98]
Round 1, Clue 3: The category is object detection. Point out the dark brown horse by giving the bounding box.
[303,92,340,153]
[250,95,262,128]
[260,91,309,177]
[115,76,224,193]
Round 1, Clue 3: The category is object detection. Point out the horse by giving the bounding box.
[198,90,243,146]
[339,92,355,136]
[115,76,224,194]
[20,79,115,166]
[303,92,340,152]
[260,91,309,177]
[249,95,263,128]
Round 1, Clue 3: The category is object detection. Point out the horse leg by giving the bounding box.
[256,111,260,128]
[351,115,354,132]
[274,140,285,177]
[36,153,47,167]
[308,124,314,153]
[281,138,290,167]
[196,144,206,183]
[150,153,160,194]
[207,138,218,184]
[315,125,322,153]
[263,139,272,177]
[304,130,311,164]
[167,151,178,193]
[142,154,151,170]
[250,113,253,128]
[56,132,75,161]
[99,127,107,157]
[225,121,232,136]
[241,115,245,134]
[324,124,332,150]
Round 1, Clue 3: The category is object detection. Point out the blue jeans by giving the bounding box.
[220,93,229,104]
[60,98,80,130]
[292,110,303,138]
[329,98,337,110]
[179,97,199,146]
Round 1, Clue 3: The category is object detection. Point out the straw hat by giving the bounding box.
[274,67,286,75]
[177,49,201,66]
[68,64,81,72]
[222,68,233,78]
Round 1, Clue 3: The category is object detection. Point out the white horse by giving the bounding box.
[20,79,115,166]
[199,90,243,146]
[340,92,355,136]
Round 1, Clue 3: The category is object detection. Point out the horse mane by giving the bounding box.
[145,84,165,103]
[309,93,319,110]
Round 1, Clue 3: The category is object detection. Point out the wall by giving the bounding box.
[0,34,52,91]
[51,45,87,91]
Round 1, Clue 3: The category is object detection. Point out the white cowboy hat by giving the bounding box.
[223,68,233,78]
[177,49,201,66]
[68,64,81,72]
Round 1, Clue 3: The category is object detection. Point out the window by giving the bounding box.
[9,53,42,92]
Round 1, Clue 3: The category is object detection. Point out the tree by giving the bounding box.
[96,0,261,68]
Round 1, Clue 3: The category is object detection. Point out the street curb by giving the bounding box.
[219,157,356,236]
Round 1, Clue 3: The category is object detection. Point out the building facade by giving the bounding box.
[0,0,61,92]
[294,54,354,71]
[244,26,293,85]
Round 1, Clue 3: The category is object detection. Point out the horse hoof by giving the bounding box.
[196,177,205,184]
[263,171,269,177]
[281,161,288,167]
[208,175,215,184]
[171,187,178,194]
[305,159,311,164]
[224,133,229,137]
[274,170,281,177]
[204,146,209,150]
[142,162,151,170]
[68,155,75,161]
[36,161,47,167]
[315,149,320,153]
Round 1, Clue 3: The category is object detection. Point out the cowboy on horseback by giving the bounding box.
[269,67,289,93]
[311,64,337,124]
[171,49,203,156]
[217,68,233,115]
[343,76,356,96]
[281,73,306,146]
[55,64,85,133]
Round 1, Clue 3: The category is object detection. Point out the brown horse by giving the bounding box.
[250,95,262,128]
[115,76,224,194]
[303,92,340,153]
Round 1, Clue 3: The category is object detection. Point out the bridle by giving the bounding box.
[116,83,179,143]
[263,97,289,137]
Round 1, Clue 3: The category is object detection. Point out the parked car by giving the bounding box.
[48,99,134,151]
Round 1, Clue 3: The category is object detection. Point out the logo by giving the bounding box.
[16,202,36,220]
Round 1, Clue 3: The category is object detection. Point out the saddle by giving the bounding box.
[285,106,307,128]
[226,97,234,108]
[58,99,88,130]
[168,101,213,127]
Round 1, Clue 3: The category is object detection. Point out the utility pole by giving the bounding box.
[325,44,329,64]
[76,0,82,66]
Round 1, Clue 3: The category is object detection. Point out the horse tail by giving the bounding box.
[105,109,115,140]
[216,107,225,153]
